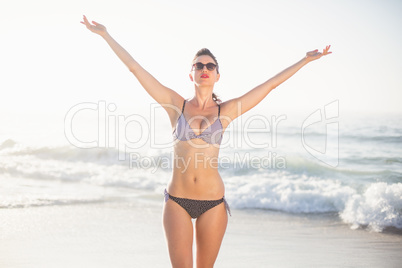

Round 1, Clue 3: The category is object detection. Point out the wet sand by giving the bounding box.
[1,199,401,268]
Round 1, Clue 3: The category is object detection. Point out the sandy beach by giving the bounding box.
[1,196,401,268]
[1,0,402,267]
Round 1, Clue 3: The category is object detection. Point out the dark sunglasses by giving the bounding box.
[192,62,217,71]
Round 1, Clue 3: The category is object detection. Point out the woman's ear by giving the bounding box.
[189,73,194,82]
[216,73,220,82]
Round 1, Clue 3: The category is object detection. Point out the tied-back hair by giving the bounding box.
[212,92,221,104]
[193,48,222,104]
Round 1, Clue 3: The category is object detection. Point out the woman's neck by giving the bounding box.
[191,86,215,110]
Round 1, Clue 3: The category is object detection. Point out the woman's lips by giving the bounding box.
[201,74,209,78]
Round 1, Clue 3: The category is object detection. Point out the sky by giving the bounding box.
[1,0,401,145]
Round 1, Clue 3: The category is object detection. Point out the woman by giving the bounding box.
[81,15,331,267]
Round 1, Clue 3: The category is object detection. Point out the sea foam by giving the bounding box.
[1,139,402,232]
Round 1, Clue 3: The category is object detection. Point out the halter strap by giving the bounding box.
[181,99,186,113]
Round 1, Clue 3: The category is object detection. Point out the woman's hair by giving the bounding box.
[193,48,222,104]
[192,48,219,74]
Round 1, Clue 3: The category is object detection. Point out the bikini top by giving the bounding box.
[173,100,223,145]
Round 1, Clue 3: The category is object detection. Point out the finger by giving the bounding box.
[92,21,101,26]
[323,50,332,55]
[82,15,91,26]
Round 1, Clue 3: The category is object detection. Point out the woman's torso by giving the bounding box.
[167,99,225,199]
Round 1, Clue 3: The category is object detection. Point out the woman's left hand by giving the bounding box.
[305,45,332,62]
[80,15,108,37]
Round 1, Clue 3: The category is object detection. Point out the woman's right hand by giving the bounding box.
[80,15,107,36]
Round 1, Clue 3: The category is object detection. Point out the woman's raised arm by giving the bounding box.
[223,46,332,120]
[80,15,182,109]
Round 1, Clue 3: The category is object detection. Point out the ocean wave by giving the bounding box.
[0,139,129,165]
[340,182,402,232]
[0,140,336,180]
[276,127,402,144]
[0,139,17,150]
[341,134,402,144]
[0,197,108,209]
[2,139,402,232]
[221,154,401,181]
[0,174,126,209]
[343,156,402,165]
[361,156,402,165]
[225,172,353,213]
[225,173,402,232]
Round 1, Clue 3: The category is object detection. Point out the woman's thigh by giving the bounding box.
[195,202,228,268]
[163,200,194,268]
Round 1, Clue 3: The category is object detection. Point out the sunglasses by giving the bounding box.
[192,62,217,71]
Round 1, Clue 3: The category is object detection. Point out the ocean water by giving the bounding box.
[1,109,401,233]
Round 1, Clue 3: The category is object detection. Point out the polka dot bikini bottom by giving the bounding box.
[164,189,231,219]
